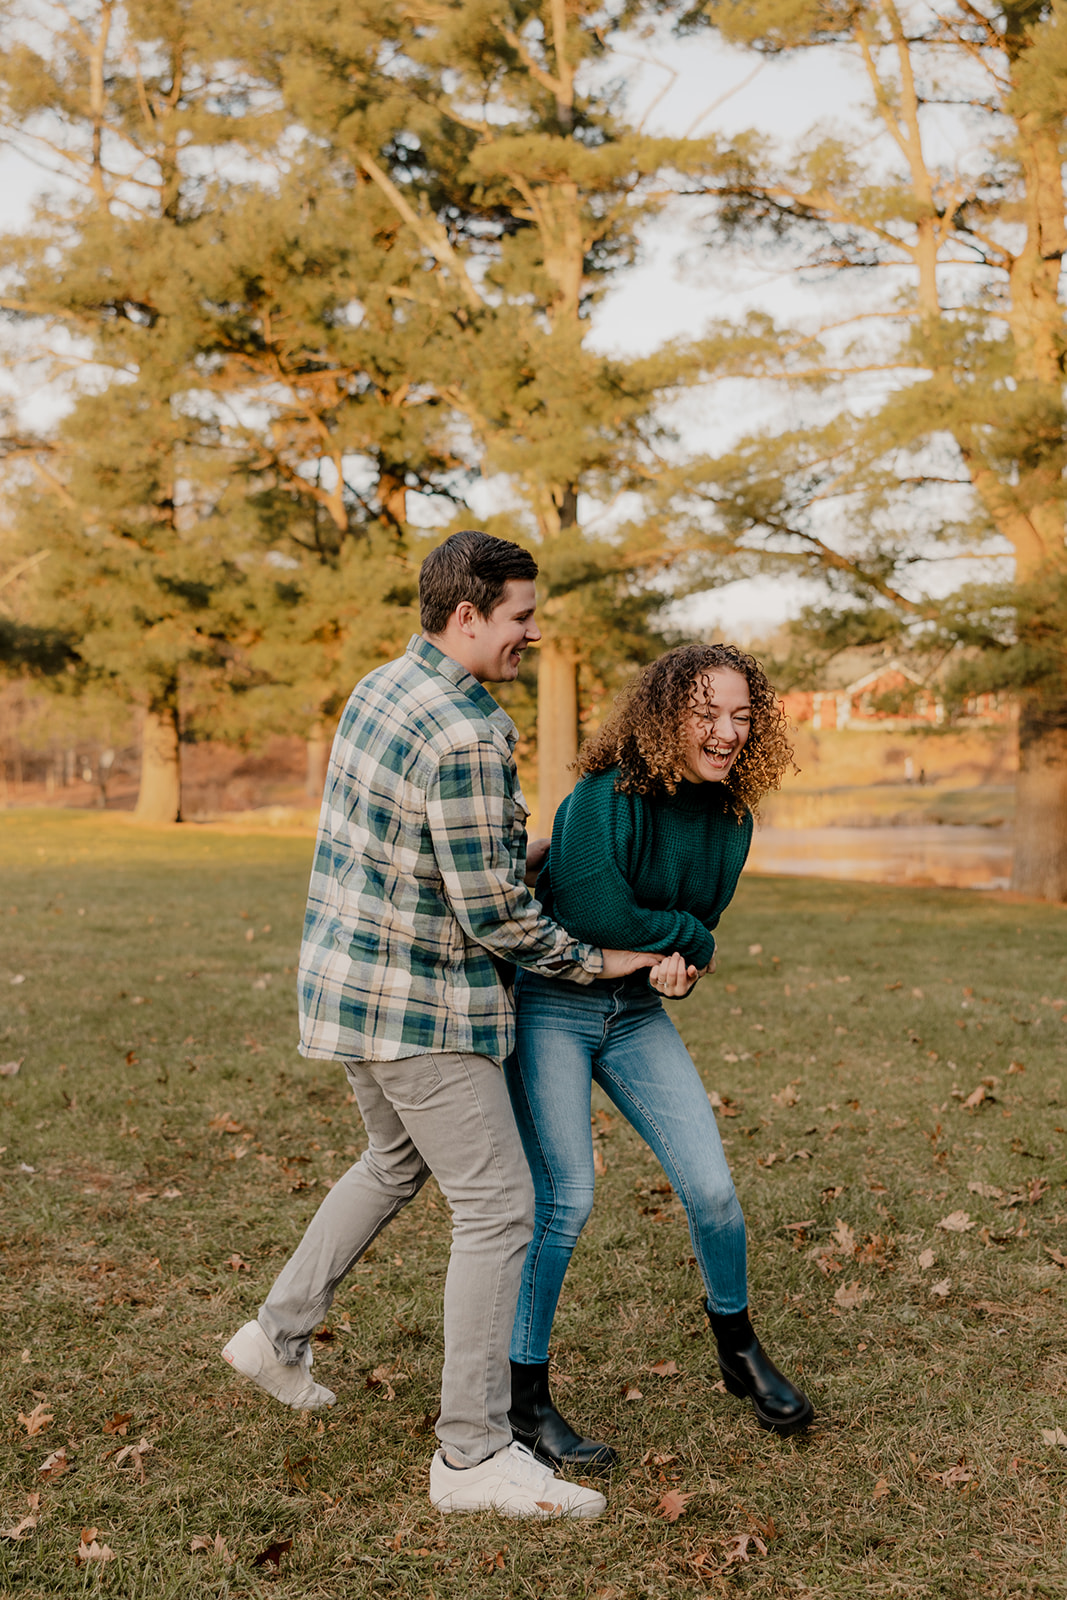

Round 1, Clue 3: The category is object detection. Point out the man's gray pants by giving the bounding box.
[257,1050,534,1467]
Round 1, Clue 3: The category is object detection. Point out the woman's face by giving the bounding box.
[680,667,751,784]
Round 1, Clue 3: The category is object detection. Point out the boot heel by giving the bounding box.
[718,1365,747,1400]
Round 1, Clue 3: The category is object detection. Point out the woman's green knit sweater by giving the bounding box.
[536,766,753,973]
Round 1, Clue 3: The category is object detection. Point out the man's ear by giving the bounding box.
[453,600,479,637]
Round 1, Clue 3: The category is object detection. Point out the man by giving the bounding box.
[222,530,653,1518]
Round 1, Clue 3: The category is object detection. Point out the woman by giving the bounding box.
[504,643,812,1472]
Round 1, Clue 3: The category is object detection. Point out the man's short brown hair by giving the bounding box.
[419,530,538,635]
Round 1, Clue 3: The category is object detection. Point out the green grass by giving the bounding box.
[2,808,1066,1599]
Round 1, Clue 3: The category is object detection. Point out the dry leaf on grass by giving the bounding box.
[366,1364,400,1400]
[938,1210,975,1233]
[17,1403,53,1437]
[917,1248,936,1270]
[103,1412,132,1436]
[252,1537,293,1569]
[968,1181,1003,1200]
[38,1447,69,1480]
[1045,1247,1067,1268]
[872,1477,890,1502]
[112,1437,153,1483]
[190,1532,232,1562]
[0,1059,22,1076]
[772,1082,800,1108]
[721,1531,767,1566]
[962,1085,987,1109]
[224,1253,249,1272]
[929,1278,952,1298]
[1,1494,40,1541]
[649,1359,679,1377]
[76,1529,115,1565]
[934,1461,974,1488]
[479,1550,507,1573]
[622,1383,644,1402]
[657,1489,695,1522]
[831,1218,857,1256]
[834,1279,869,1311]
[1040,1427,1067,1448]
[208,1113,243,1134]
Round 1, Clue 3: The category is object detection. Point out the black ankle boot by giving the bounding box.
[707,1307,814,1436]
[508,1359,618,1474]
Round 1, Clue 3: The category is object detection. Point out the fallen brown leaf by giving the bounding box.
[208,1113,243,1134]
[831,1218,857,1256]
[103,1412,133,1436]
[622,1384,644,1401]
[1045,1247,1067,1268]
[872,1476,890,1501]
[937,1210,975,1233]
[17,1403,53,1437]
[934,1460,974,1488]
[833,1279,869,1311]
[967,1181,1003,1200]
[38,1447,69,1480]
[112,1437,153,1484]
[917,1248,936,1270]
[252,1537,293,1569]
[0,1059,22,1077]
[76,1529,115,1565]
[190,1532,232,1562]
[0,1494,40,1541]
[649,1360,679,1377]
[929,1278,952,1298]
[1040,1427,1067,1447]
[657,1489,695,1522]
[721,1531,767,1566]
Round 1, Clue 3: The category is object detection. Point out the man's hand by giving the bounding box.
[648,951,701,998]
[524,836,550,888]
[600,948,659,978]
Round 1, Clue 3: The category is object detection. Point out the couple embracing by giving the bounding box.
[222,530,811,1518]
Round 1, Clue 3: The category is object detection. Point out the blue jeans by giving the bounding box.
[504,972,748,1365]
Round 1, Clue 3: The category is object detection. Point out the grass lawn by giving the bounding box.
[2,808,1066,1599]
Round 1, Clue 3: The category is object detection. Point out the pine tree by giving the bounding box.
[245,0,731,822]
[655,0,1067,897]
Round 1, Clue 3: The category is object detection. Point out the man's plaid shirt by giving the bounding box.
[298,635,602,1064]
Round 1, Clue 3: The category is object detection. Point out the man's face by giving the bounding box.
[465,579,541,683]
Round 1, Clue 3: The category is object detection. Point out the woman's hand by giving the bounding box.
[648,951,701,998]
[524,836,551,887]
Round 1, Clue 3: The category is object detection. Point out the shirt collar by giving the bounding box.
[406,634,518,748]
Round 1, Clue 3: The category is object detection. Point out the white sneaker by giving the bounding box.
[222,1320,336,1410]
[429,1441,606,1518]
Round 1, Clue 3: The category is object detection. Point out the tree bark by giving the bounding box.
[1010,690,1067,899]
[305,725,328,801]
[134,694,181,823]
[536,635,579,832]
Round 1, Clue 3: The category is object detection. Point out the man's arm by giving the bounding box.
[425,742,606,980]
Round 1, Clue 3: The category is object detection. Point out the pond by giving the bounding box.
[747,824,1013,891]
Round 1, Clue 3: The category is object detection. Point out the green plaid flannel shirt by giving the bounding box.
[298,635,602,1064]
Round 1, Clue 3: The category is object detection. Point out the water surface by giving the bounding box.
[747,824,1013,891]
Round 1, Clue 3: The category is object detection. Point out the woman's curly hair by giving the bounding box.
[576,643,794,819]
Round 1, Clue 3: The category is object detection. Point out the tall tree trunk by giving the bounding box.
[305,723,328,801]
[537,635,579,832]
[134,690,181,823]
[1010,689,1067,899]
